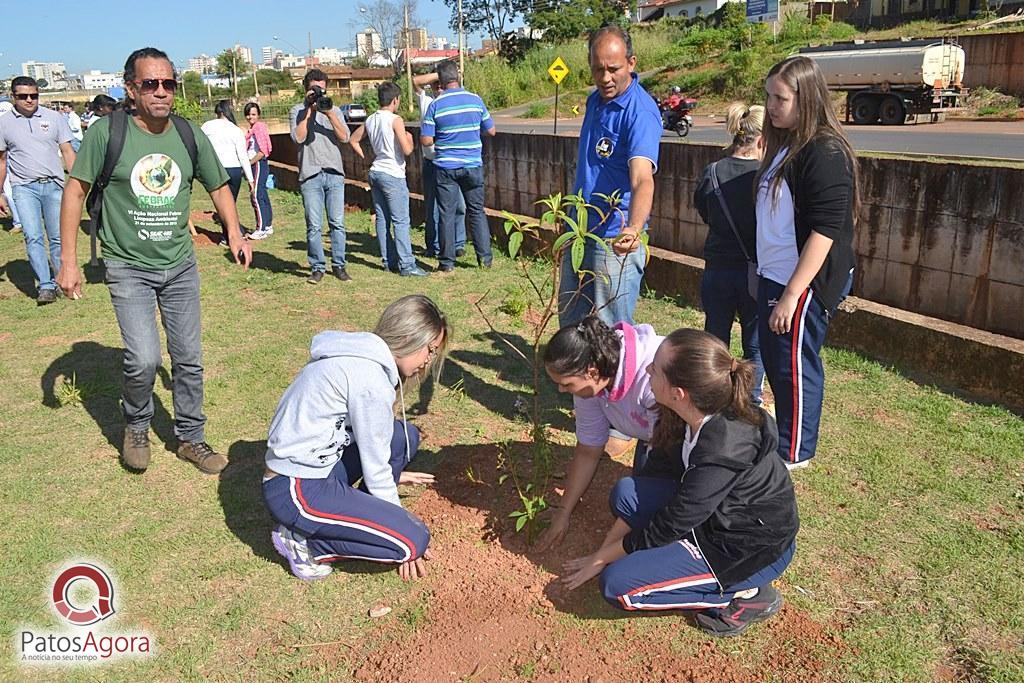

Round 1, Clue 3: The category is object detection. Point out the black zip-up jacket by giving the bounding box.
[623,410,799,588]
[781,134,856,313]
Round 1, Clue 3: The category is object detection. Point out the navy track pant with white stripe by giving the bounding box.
[600,476,794,611]
[262,419,430,564]
[758,277,845,464]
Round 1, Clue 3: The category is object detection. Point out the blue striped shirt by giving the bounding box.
[421,87,494,169]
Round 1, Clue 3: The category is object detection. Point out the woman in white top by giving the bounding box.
[201,100,254,241]
[349,83,427,277]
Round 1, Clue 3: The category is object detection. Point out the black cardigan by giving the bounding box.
[624,411,799,589]
[780,134,856,313]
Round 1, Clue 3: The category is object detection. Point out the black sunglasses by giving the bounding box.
[13,93,39,101]
[132,79,178,94]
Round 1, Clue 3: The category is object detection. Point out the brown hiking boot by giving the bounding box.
[177,441,228,474]
[122,428,151,471]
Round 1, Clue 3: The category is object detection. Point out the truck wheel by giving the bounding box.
[879,96,905,125]
[851,96,879,124]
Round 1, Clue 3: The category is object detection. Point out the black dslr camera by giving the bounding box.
[306,85,333,111]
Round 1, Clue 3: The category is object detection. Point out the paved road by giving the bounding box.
[492,115,1024,162]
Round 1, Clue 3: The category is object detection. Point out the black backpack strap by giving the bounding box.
[86,110,129,266]
[710,160,754,264]
[169,114,199,181]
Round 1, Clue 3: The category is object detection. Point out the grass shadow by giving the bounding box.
[0,258,36,299]
[218,439,278,565]
[40,341,175,469]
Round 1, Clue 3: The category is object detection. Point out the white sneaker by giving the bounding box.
[248,228,270,241]
[265,226,274,235]
[271,525,333,581]
[786,460,811,471]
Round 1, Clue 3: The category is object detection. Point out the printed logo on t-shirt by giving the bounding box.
[595,137,614,158]
[40,120,52,134]
[130,154,182,209]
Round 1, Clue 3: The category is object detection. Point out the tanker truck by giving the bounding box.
[798,39,966,125]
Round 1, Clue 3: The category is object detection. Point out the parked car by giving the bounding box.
[340,103,367,124]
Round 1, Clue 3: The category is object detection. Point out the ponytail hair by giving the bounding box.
[214,99,236,124]
[650,329,762,449]
[543,316,621,380]
[724,101,764,153]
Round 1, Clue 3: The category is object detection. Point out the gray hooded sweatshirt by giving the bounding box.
[265,331,408,507]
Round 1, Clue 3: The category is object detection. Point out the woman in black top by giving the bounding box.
[755,56,858,469]
[693,102,766,405]
[561,329,799,638]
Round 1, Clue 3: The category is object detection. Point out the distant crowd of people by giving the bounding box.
[0,27,859,639]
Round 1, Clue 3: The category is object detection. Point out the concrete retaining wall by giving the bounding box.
[270,129,1024,339]
[960,31,1024,98]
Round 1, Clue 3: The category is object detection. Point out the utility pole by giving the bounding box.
[404,0,414,113]
[308,32,313,57]
[458,0,465,81]
[253,63,260,99]
[232,50,238,98]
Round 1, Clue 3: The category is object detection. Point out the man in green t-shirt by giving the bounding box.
[57,47,253,475]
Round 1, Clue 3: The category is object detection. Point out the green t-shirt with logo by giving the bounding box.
[71,115,229,270]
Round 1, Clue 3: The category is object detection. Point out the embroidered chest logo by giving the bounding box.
[40,121,52,134]
[595,137,614,158]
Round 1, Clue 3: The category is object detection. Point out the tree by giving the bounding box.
[360,0,419,76]
[528,0,632,42]
[215,48,250,93]
[442,0,529,49]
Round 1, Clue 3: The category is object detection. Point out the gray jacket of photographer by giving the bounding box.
[289,103,350,183]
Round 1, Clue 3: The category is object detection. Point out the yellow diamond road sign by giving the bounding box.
[547,57,569,85]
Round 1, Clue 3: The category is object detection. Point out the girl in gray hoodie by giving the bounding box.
[263,295,450,581]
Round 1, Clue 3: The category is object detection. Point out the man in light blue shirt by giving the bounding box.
[420,61,496,272]
[0,77,76,303]
[560,26,661,328]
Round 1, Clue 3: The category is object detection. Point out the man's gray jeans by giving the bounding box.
[104,254,206,443]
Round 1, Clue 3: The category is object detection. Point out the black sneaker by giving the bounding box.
[695,584,783,637]
[455,248,466,258]
[332,266,352,281]
[307,270,324,284]
[37,288,57,304]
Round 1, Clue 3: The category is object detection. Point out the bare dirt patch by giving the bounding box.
[350,434,849,681]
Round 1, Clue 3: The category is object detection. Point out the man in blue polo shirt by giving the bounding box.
[559,25,661,327]
[420,60,496,272]
[0,76,76,304]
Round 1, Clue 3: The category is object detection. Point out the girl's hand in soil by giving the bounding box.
[399,471,435,485]
[398,556,429,581]
[534,510,570,552]
[561,554,605,590]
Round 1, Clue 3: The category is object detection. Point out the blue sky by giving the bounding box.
[1,0,475,76]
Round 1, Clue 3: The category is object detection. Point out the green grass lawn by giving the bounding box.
[0,184,1022,681]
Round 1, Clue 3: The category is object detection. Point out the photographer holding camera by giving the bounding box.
[290,69,352,284]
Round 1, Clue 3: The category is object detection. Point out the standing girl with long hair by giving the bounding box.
[244,102,274,240]
[262,295,450,582]
[694,101,767,405]
[201,100,254,243]
[561,329,798,637]
[756,56,858,468]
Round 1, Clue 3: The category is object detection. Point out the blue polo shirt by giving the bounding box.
[421,87,494,169]
[573,74,661,239]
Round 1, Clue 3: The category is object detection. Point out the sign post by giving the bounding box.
[547,56,569,135]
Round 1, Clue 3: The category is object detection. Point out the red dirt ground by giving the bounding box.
[351,435,850,682]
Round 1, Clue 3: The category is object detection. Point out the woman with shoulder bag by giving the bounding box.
[693,102,766,406]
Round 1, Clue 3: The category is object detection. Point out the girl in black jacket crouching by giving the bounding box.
[561,328,799,637]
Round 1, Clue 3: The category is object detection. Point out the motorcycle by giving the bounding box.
[660,96,698,137]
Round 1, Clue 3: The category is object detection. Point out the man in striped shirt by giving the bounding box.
[420,61,496,273]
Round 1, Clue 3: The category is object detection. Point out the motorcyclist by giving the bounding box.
[662,86,684,128]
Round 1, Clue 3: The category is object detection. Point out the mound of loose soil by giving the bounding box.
[352,435,849,682]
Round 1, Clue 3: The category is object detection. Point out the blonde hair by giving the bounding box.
[374,294,451,381]
[724,101,764,152]
[756,56,860,215]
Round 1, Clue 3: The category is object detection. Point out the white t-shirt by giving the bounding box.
[755,148,799,287]
[200,118,254,182]
[365,109,406,179]
[681,414,713,469]
[66,111,83,141]
[417,90,435,161]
